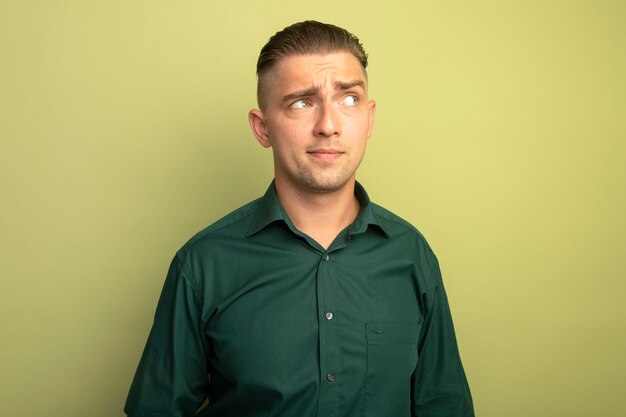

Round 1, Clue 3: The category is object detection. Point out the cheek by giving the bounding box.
[344,113,371,137]
[268,117,307,139]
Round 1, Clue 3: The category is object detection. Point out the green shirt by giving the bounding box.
[125,182,474,417]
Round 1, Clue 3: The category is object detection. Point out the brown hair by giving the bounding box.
[256,20,368,109]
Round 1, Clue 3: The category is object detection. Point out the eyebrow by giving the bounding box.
[282,87,319,104]
[334,80,366,91]
[281,79,366,104]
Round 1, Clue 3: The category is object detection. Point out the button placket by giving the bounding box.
[315,249,340,416]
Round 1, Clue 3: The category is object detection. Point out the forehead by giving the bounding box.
[266,52,368,92]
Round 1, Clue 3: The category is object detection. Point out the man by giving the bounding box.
[125,20,474,417]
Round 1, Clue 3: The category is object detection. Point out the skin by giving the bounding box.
[248,52,376,248]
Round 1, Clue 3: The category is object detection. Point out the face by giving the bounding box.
[249,52,376,195]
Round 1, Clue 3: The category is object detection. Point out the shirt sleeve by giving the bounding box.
[411,255,475,417]
[124,252,210,417]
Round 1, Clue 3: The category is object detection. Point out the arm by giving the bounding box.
[411,258,474,417]
[125,253,210,417]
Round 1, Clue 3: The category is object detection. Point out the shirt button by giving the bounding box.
[325,312,333,320]
[327,372,335,382]
[322,254,330,262]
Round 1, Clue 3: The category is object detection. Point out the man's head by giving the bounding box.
[249,21,376,196]
[256,20,368,110]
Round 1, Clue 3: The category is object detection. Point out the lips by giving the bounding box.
[307,149,344,161]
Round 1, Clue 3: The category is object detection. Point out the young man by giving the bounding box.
[125,21,474,417]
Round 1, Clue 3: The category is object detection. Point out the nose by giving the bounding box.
[313,102,340,138]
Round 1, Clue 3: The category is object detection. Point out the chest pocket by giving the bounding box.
[363,322,421,417]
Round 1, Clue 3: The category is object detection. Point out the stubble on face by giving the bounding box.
[289,151,362,194]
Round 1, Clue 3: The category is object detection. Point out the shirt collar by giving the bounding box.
[246,181,392,238]
[246,181,285,237]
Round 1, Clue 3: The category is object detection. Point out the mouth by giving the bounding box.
[307,148,344,161]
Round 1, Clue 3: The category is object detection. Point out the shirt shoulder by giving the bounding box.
[370,202,444,308]
[177,197,263,258]
[370,201,443,279]
[370,202,435,254]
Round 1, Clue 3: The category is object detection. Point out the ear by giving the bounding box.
[248,109,271,148]
[367,99,377,138]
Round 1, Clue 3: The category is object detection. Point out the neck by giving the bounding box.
[275,178,360,250]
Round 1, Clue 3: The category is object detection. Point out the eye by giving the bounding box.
[341,94,359,106]
[290,99,311,109]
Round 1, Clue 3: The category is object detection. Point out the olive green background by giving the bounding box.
[1,1,624,416]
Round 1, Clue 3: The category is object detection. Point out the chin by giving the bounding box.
[301,175,353,194]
